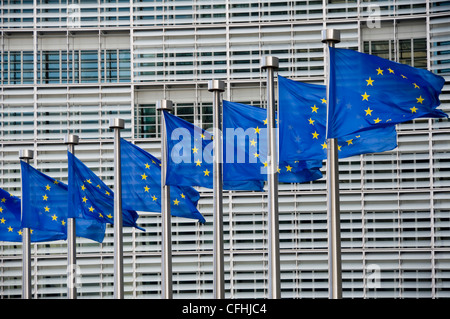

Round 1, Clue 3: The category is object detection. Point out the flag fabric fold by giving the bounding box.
[222,100,323,183]
[163,111,265,191]
[0,187,66,243]
[120,138,206,224]
[327,47,447,139]
[67,151,143,231]
[278,75,398,162]
[20,161,106,243]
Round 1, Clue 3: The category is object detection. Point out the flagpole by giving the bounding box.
[322,28,343,299]
[19,149,33,299]
[109,118,125,299]
[64,134,79,299]
[157,99,174,299]
[208,79,225,299]
[261,56,281,299]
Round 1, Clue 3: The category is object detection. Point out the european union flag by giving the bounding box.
[68,151,144,231]
[223,100,323,183]
[20,161,106,243]
[327,47,447,139]
[120,138,206,223]
[0,187,65,243]
[278,75,398,162]
[163,111,264,191]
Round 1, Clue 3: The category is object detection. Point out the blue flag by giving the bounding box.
[223,100,323,183]
[327,47,447,139]
[68,151,144,231]
[278,75,398,162]
[121,138,206,223]
[163,111,264,191]
[0,187,65,243]
[20,161,106,243]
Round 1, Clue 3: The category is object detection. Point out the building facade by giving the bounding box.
[0,0,449,298]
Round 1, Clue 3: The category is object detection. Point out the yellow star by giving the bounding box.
[44,206,50,212]
[321,98,327,104]
[365,77,374,86]
[346,139,353,145]
[82,196,88,203]
[45,184,51,191]
[141,173,147,180]
[312,131,319,139]
[195,159,202,166]
[374,118,382,124]
[413,83,420,89]
[338,145,342,151]
[365,107,373,116]
[416,96,424,104]
[42,194,48,201]
[250,139,257,147]
[321,142,327,149]
[285,165,292,172]
[308,118,315,125]
[173,199,180,206]
[0,218,5,224]
[410,106,418,113]
[253,152,260,158]
[81,185,86,191]
[376,67,383,75]
[152,195,157,201]
[203,169,210,176]
[98,213,103,218]
[145,163,150,169]
[263,162,268,167]
[361,92,370,101]
[192,146,199,154]
[1,198,6,203]
[144,185,150,192]
[61,220,66,226]
[401,74,407,79]
[53,180,59,184]
[0,207,3,213]
[311,105,318,113]
[86,179,92,184]
[388,68,394,74]
[181,193,186,199]
[107,214,112,219]
[254,126,260,134]
[96,184,101,189]
[52,214,58,221]
[89,206,95,212]
[105,190,110,196]
[263,118,268,125]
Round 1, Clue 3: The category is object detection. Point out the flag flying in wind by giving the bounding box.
[20,161,106,243]
[163,111,264,191]
[327,47,447,139]
[120,138,206,224]
[278,75,398,162]
[0,187,66,243]
[68,151,144,231]
[222,100,323,183]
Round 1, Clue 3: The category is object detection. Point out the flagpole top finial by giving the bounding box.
[64,134,79,145]
[156,99,174,112]
[109,118,125,129]
[321,29,341,44]
[19,149,33,160]
[208,80,225,92]
[261,56,279,70]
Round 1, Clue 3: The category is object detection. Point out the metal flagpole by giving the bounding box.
[109,118,125,299]
[322,28,343,299]
[208,79,225,299]
[157,99,174,299]
[64,134,79,299]
[19,149,33,299]
[261,57,281,299]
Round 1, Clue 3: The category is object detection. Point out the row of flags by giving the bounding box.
[0,47,446,253]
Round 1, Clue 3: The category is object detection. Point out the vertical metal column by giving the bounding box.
[261,56,281,299]
[157,100,174,299]
[19,149,33,299]
[64,134,79,299]
[322,28,343,300]
[208,80,225,299]
[109,118,125,299]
